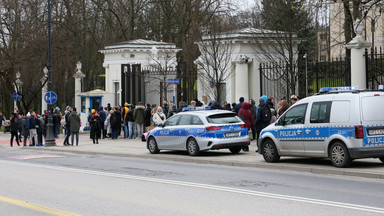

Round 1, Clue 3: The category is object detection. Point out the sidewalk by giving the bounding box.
[1,132,384,180]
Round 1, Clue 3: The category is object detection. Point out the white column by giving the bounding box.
[73,61,85,111]
[235,62,249,101]
[41,78,48,114]
[346,19,370,89]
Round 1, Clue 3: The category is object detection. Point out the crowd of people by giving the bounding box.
[0,95,300,148]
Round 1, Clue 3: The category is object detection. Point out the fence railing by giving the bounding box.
[366,47,384,90]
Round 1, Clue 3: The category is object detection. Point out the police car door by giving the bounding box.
[303,101,332,156]
[171,115,193,150]
[158,115,180,149]
[276,103,307,155]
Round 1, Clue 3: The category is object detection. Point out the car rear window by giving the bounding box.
[206,113,242,124]
[362,96,384,121]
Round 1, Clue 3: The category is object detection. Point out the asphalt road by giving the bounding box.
[0,149,384,215]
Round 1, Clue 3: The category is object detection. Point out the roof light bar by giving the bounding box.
[182,106,211,111]
[319,86,359,93]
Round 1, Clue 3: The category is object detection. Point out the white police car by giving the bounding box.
[146,107,250,156]
[258,87,384,167]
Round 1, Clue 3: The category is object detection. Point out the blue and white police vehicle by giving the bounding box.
[258,87,384,167]
[146,107,250,156]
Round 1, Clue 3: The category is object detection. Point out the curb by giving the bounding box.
[24,147,384,180]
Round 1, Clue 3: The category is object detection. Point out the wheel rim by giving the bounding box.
[264,143,274,160]
[188,140,196,153]
[332,145,345,165]
[148,138,156,152]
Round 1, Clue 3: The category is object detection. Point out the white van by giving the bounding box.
[258,87,384,167]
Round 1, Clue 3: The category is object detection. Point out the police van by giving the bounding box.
[258,87,384,167]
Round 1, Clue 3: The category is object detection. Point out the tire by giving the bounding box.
[262,140,280,162]
[147,137,160,154]
[229,146,242,154]
[379,157,384,163]
[329,142,352,168]
[187,138,200,156]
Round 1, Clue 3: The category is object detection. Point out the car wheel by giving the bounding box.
[187,138,200,156]
[379,157,384,163]
[147,137,160,154]
[229,146,242,154]
[329,142,352,168]
[262,140,280,162]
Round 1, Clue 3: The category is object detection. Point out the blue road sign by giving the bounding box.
[210,81,215,88]
[12,92,21,101]
[167,78,181,85]
[44,91,58,104]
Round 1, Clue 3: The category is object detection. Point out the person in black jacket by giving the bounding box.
[234,97,244,114]
[110,107,122,139]
[144,103,152,132]
[9,113,20,147]
[127,105,136,139]
[90,111,102,144]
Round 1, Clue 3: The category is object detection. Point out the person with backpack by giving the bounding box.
[238,102,254,152]
[126,104,136,139]
[255,97,272,152]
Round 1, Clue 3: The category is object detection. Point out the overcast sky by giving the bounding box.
[236,0,257,10]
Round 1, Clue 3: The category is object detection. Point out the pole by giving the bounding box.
[45,0,56,146]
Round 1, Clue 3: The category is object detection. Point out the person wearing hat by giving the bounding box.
[89,109,102,144]
[122,102,130,138]
[290,95,298,105]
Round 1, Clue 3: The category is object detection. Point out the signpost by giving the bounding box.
[44,91,57,105]
[167,79,181,104]
[210,81,215,88]
[12,92,21,101]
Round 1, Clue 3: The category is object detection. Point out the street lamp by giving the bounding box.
[45,0,56,146]
[303,53,308,97]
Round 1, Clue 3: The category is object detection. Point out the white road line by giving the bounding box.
[1,159,384,214]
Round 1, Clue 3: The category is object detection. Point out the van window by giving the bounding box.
[310,101,331,123]
[330,101,350,123]
[283,104,307,125]
[362,96,384,121]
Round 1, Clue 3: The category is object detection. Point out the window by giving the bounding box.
[179,115,192,125]
[362,96,384,121]
[320,44,326,51]
[207,113,242,124]
[164,115,180,127]
[281,104,307,125]
[81,97,86,113]
[320,55,326,62]
[330,101,350,123]
[191,116,204,125]
[310,101,331,123]
[320,34,325,40]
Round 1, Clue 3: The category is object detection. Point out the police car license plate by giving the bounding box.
[226,132,240,138]
[368,129,384,136]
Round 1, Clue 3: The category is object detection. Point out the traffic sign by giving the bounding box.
[12,92,21,101]
[44,91,58,104]
[168,78,181,85]
[210,81,215,88]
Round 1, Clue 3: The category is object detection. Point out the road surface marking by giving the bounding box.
[1,159,384,214]
[8,154,64,160]
[0,195,80,216]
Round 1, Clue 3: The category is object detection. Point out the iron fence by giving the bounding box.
[366,47,384,89]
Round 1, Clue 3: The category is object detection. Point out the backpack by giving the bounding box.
[260,105,271,124]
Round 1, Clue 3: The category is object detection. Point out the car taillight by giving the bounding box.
[374,94,380,96]
[355,125,364,139]
[240,124,247,128]
[206,126,222,131]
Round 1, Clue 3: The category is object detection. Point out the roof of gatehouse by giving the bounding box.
[100,39,180,53]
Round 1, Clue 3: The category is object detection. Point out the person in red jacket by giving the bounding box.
[238,102,254,152]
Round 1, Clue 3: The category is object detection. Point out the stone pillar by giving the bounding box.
[235,61,249,101]
[346,19,370,89]
[41,67,48,114]
[73,61,85,111]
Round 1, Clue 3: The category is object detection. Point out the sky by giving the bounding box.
[236,0,257,10]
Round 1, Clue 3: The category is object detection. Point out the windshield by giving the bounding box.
[206,113,242,124]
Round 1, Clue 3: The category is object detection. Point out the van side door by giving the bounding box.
[303,101,332,157]
[276,103,307,155]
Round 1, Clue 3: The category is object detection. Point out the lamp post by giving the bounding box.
[303,53,308,97]
[45,0,56,146]
[14,70,23,110]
